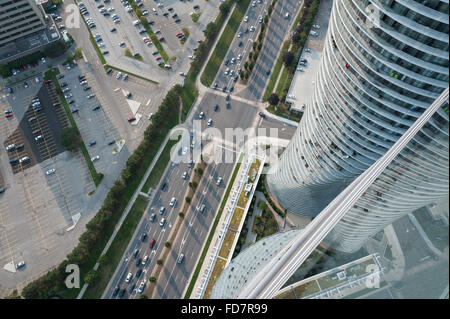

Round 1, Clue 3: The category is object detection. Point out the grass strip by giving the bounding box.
[184,158,242,298]
[200,0,251,87]
[275,64,290,97]
[44,68,102,186]
[85,22,106,65]
[262,52,284,101]
[104,65,159,85]
[141,137,180,193]
[82,195,149,299]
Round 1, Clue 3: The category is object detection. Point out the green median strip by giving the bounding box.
[82,195,149,299]
[104,65,159,85]
[141,137,180,193]
[201,0,251,87]
[184,155,243,298]
[263,51,284,101]
[44,68,103,187]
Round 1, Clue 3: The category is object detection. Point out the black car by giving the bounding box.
[152,51,159,56]
[16,144,24,151]
[136,269,142,278]
[224,59,229,66]
[60,82,68,87]
[141,233,147,241]
[234,76,238,82]
[148,20,155,25]
[161,181,167,190]
[193,5,200,10]
[111,28,117,32]
[78,75,85,80]
[112,286,120,297]
[108,140,115,145]
[258,111,266,118]
[119,289,126,298]
[163,12,169,16]
[9,157,18,165]
[229,86,234,93]
[106,68,112,74]
[226,94,230,101]
[226,102,231,109]
[238,41,243,47]
[0,188,5,194]
[222,86,227,92]
[175,18,181,23]
[266,69,271,75]
[67,99,75,104]
[172,14,178,18]
[136,258,142,267]
[129,284,135,294]
[133,249,139,258]
[214,104,219,111]
[168,7,174,11]
[83,86,91,91]
[92,105,101,111]
[57,74,65,79]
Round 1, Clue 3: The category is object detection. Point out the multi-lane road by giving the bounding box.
[103,0,301,300]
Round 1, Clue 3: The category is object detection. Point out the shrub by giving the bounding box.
[268,93,279,106]
[60,127,81,151]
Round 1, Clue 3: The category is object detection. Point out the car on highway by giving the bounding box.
[310,30,318,36]
[150,213,156,222]
[182,171,188,180]
[125,272,132,283]
[244,15,249,22]
[207,119,213,126]
[136,257,142,267]
[111,27,117,32]
[216,176,222,186]
[149,238,156,249]
[312,24,320,29]
[140,232,147,241]
[199,204,206,213]
[159,218,166,227]
[138,281,145,293]
[119,289,126,298]
[159,206,166,215]
[133,249,139,258]
[91,155,100,162]
[112,286,120,297]
[226,102,231,109]
[169,197,176,207]
[142,255,149,265]
[198,111,204,119]
[177,253,184,264]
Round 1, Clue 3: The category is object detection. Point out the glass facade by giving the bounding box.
[267,0,449,222]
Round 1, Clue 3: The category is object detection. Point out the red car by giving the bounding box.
[197,39,203,43]
[44,80,52,84]
[175,32,183,36]
[53,102,61,107]
[127,116,136,122]
[149,238,156,249]
[158,36,165,41]
[5,112,13,118]
[156,56,162,61]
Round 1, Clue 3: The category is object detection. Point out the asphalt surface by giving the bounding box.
[104,92,261,298]
[238,0,301,101]
[213,0,271,92]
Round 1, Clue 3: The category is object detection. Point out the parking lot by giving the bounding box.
[0,78,96,295]
[67,0,221,86]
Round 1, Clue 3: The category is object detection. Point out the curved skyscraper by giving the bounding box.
[268,0,449,221]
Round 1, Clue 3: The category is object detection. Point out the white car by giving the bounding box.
[182,171,188,180]
[142,255,149,265]
[244,16,249,22]
[125,272,132,283]
[237,32,242,38]
[87,93,95,99]
[116,72,122,79]
[179,72,185,76]
[6,144,15,151]
[46,168,56,175]
[216,176,222,186]
[123,74,128,80]
[169,197,176,207]
[207,118,213,126]
[310,30,318,36]
[19,156,29,163]
[312,24,320,29]
[251,1,256,7]
[35,135,43,142]
[16,261,25,269]
[250,26,255,32]
[138,281,145,293]
[188,55,195,60]
[119,42,125,47]
[176,253,184,264]
[159,218,166,227]
[297,67,304,72]
[91,155,100,162]
[64,93,72,98]
[198,111,204,119]
[148,113,153,120]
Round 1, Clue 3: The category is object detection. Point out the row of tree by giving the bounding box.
[21,84,183,298]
